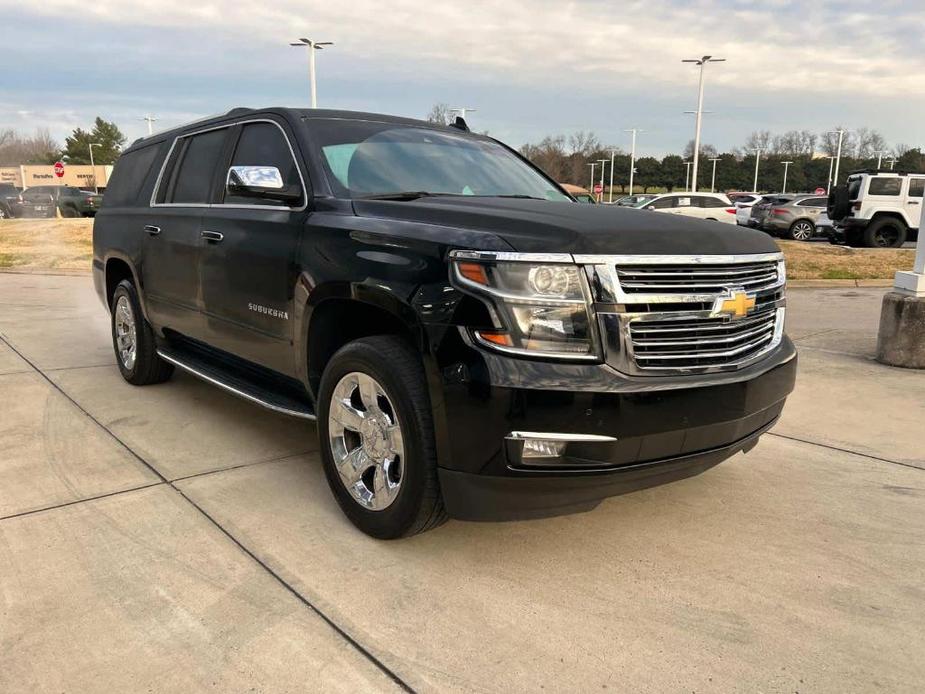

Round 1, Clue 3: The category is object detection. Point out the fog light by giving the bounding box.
[522,438,567,459]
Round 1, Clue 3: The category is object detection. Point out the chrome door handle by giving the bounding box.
[144,225,161,236]
[201,230,224,242]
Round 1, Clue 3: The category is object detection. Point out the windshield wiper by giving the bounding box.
[358,191,453,201]
[476,194,546,200]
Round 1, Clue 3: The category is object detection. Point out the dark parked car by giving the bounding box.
[93,107,796,538]
[22,185,103,217]
[0,183,23,218]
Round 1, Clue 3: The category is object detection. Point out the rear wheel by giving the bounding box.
[787,219,815,241]
[110,280,174,385]
[61,205,79,218]
[317,336,446,539]
[863,218,907,248]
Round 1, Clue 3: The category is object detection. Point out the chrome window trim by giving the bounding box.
[149,118,308,212]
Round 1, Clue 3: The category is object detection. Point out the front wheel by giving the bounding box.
[787,219,815,241]
[317,336,446,539]
[61,205,79,218]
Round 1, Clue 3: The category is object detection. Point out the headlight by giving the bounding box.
[450,252,599,360]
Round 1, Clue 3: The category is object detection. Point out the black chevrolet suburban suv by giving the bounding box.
[93,107,796,538]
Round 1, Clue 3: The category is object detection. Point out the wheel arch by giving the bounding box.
[868,210,909,229]
[103,254,152,321]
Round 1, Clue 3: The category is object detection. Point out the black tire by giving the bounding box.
[61,205,79,218]
[317,335,446,539]
[0,205,9,219]
[863,218,907,248]
[110,279,174,385]
[787,219,815,241]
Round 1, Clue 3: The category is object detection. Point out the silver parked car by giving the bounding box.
[762,195,828,241]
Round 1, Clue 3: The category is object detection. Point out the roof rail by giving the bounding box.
[846,168,916,176]
[225,107,253,117]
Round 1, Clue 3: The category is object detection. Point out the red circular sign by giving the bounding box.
[593,183,603,194]
[814,187,826,195]
[53,161,65,178]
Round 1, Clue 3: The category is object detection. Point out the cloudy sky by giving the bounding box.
[3,0,924,156]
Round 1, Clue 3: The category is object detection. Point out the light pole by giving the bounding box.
[887,156,898,170]
[682,55,725,193]
[88,142,101,194]
[708,157,720,193]
[140,115,158,135]
[873,150,887,169]
[290,38,334,108]
[781,160,793,194]
[683,160,692,192]
[588,162,597,193]
[598,158,608,202]
[828,129,850,186]
[752,148,762,192]
[609,150,616,203]
[624,128,643,197]
[826,156,835,193]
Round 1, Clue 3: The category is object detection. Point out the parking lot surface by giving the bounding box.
[1,273,923,693]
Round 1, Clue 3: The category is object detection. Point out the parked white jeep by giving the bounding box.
[828,171,923,247]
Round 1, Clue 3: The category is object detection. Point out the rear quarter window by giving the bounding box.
[103,144,161,207]
[868,177,901,196]
[908,179,924,198]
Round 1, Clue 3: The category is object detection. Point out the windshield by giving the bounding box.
[306,118,569,201]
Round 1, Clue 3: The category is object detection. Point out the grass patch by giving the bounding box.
[0,219,94,271]
[776,240,914,280]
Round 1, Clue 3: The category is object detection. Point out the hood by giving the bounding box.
[351,197,779,256]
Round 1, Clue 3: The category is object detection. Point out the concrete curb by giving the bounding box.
[0,268,90,276]
[788,279,893,288]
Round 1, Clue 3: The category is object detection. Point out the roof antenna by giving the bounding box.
[450,116,470,132]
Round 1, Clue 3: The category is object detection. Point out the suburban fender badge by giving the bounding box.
[712,288,756,320]
[248,302,289,320]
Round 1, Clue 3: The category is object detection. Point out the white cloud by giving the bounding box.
[16,0,925,96]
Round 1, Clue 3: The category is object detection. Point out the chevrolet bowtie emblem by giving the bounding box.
[715,290,756,319]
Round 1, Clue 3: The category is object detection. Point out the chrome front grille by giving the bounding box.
[579,252,787,375]
[615,260,780,294]
[628,308,781,370]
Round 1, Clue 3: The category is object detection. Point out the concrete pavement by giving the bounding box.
[0,273,923,693]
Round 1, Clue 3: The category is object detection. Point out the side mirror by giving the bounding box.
[226,165,302,204]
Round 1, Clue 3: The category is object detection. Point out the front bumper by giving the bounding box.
[432,335,797,521]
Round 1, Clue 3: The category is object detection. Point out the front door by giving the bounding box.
[141,126,231,337]
[198,120,308,376]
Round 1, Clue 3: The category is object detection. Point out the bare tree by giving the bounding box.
[743,130,773,154]
[0,128,61,166]
[567,131,601,157]
[425,103,452,126]
[853,127,888,158]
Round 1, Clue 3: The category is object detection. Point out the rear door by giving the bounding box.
[143,125,231,337]
[905,177,924,228]
[197,119,308,376]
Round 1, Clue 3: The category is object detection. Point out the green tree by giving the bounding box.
[634,156,660,193]
[660,155,685,192]
[62,117,126,164]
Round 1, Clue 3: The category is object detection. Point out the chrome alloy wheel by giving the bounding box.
[114,295,137,370]
[792,220,814,241]
[328,372,405,511]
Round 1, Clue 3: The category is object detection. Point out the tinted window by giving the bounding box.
[701,196,727,208]
[798,197,826,207]
[646,197,675,209]
[908,179,924,198]
[104,144,160,207]
[224,122,302,206]
[169,128,227,204]
[868,177,901,196]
